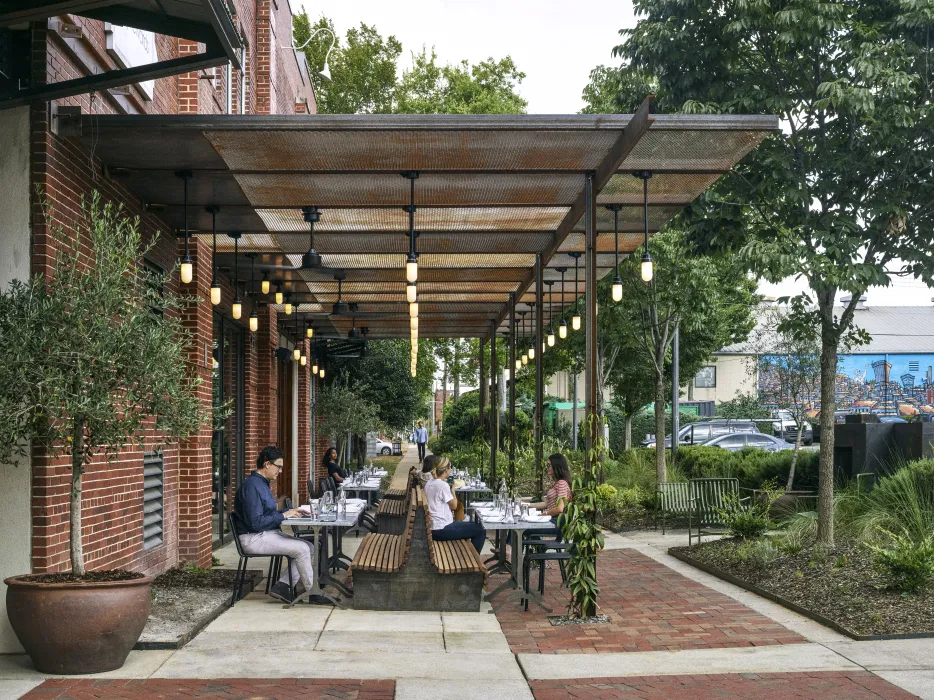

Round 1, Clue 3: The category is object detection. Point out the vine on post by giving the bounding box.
[561,412,606,618]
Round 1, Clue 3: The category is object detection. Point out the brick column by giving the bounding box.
[254,0,272,114]
[177,40,201,114]
[255,304,278,447]
[177,236,213,566]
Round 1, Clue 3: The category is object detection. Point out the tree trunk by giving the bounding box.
[624,414,633,451]
[70,417,86,576]
[817,325,838,546]
[654,372,667,484]
[787,418,803,491]
[454,341,461,399]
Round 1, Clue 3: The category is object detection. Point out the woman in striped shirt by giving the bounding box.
[529,453,572,523]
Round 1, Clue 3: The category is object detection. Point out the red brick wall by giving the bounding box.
[27,0,316,575]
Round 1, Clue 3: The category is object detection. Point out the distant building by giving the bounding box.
[700,303,934,416]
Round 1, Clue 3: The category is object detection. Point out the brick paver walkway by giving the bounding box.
[21,678,394,700]
[529,672,917,699]
[492,548,805,653]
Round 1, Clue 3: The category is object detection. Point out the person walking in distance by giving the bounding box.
[415,421,429,463]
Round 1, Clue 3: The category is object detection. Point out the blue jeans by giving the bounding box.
[433,521,486,553]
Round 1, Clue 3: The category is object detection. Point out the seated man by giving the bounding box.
[233,446,315,604]
[424,456,486,553]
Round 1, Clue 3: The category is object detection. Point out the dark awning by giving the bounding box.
[0,0,239,110]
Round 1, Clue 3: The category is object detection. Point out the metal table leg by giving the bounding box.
[490,527,551,612]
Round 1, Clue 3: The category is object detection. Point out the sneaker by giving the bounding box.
[269,582,295,604]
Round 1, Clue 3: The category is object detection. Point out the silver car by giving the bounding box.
[700,432,795,453]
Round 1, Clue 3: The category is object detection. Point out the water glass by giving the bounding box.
[520,502,529,520]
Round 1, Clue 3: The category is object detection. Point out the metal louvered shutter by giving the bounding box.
[143,451,164,550]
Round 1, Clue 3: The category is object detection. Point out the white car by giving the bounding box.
[374,437,392,455]
[770,410,813,445]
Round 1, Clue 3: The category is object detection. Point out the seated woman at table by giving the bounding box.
[323,447,346,484]
[425,456,486,553]
[528,453,572,524]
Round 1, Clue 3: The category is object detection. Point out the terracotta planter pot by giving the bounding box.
[4,574,152,675]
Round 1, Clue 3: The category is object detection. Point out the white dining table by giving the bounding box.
[474,506,557,612]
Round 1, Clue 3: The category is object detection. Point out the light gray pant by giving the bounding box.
[238,530,315,592]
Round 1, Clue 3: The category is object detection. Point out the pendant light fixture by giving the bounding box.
[293,346,301,361]
[246,252,258,332]
[300,206,322,269]
[319,367,325,379]
[332,271,348,315]
[570,252,582,329]
[284,293,293,316]
[410,315,419,331]
[528,305,536,360]
[406,282,417,304]
[504,367,510,382]
[207,206,221,304]
[274,284,283,305]
[261,273,270,295]
[544,281,556,347]
[409,301,419,318]
[557,267,568,339]
[306,324,314,339]
[312,357,319,375]
[229,232,242,320]
[605,203,624,301]
[403,172,419,283]
[300,353,307,366]
[635,171,654,283]
[176,170,193,284]
[519,311,528,365]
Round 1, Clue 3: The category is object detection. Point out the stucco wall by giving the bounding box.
[0,106,32,653]
[689,355,756,403]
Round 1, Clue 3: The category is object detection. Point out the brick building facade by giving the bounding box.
[0,0,323,653]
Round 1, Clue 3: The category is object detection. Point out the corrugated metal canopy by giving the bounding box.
[73,110,777,340]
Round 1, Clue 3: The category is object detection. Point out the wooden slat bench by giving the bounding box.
[376,471,418,535]
[351,486,484,612]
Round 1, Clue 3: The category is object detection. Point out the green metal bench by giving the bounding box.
[656,482,692,535]
[689,477,743,545]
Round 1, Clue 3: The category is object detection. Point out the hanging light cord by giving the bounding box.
[233,235,239,299]
[183,176,190,259]
[250,253,255,297]
[614,207,620,271]
[574,254,579,316]
[309,214,315,251]
[642,174,649,253]
[211,208,217,280]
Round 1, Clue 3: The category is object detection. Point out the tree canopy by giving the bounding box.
[604,0,934,544]
[293,13,527,116]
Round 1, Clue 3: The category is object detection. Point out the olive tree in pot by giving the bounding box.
[0,193,204,674]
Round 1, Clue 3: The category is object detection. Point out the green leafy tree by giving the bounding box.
[0,194,205,575]
[317,379,381,465]
[328,340,434,432]
[293,14,402,114]
[395,50,527,114]
[615,0,934,544]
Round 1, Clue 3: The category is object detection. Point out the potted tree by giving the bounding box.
[0,193,204,674]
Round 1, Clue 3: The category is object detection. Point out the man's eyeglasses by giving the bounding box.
[268,461,284,470]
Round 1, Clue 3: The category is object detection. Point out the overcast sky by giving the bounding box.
[300,0,932,307]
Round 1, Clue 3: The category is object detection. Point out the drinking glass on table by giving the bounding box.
[520,502,529,520]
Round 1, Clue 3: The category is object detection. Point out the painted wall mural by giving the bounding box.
[759,353,934,417]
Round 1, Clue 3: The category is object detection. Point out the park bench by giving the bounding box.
[655,481,692,535]
[656,478,744,545]
[689,477,743,545]
[351,485,485,611]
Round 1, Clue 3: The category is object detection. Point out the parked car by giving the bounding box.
[877,415,908,423]
[641,419,760,448]
[374,437,392,455]
[770,409,813,445]
[700,432,795,453]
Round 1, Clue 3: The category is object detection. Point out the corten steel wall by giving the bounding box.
[26,2,315,574]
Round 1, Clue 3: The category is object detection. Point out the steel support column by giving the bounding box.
[671,325,680,470]
[508,294,517,482]
[479,336,487,440]
[535,255,544,498]
[584,172,598,468]
[490,324,498,483]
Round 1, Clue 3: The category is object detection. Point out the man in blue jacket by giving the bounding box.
[233,446,313,604]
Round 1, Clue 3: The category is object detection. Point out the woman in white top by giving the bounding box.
[424,456,486,553]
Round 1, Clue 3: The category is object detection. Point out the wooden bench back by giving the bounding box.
[690,477,739,527]
[395,485,424,568]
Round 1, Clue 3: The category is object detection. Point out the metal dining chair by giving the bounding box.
[226,512,292,607]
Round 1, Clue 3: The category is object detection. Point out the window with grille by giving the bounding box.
[143,451,164,550]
